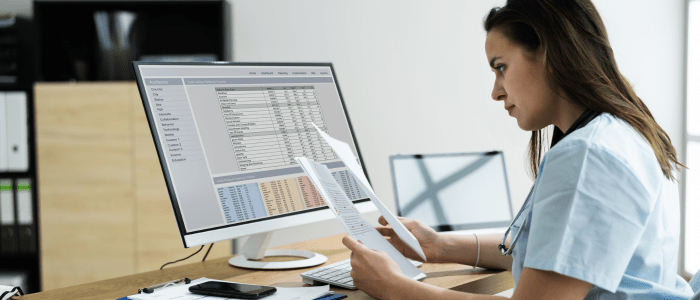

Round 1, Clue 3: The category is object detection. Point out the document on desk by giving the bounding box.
[311,123,427,262]
[125,278,329,300]
[295,157,425,281]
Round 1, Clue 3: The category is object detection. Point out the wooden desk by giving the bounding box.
[18,234,514,299]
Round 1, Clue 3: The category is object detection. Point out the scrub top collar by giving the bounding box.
[551,109,602,148]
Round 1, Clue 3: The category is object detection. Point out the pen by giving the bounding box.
[138,278,191,294]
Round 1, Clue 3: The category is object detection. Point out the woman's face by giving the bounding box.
[485,30,559,131]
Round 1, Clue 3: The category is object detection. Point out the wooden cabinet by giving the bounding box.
[35,82,232,291]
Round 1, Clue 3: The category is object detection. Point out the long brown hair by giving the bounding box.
[484,0,684,181]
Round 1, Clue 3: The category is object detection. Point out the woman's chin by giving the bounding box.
[516,118,540,132]
[515,117,529,131]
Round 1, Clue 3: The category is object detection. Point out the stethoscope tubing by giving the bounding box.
[499,185,534,256]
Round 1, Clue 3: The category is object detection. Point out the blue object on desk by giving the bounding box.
[314,293,347,300]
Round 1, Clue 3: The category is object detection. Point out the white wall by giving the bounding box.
[229,0,687,250]
[594,0,686,155]
[230,0,528,249]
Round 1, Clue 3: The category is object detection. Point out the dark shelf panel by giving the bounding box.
[34,0,227,81]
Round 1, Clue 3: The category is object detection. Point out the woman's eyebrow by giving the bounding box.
[489,56,502,69]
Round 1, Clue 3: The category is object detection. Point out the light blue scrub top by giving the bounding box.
[510,113,693,299]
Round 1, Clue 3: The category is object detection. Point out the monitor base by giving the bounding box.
[229,231,328,270]
[228,249,327,270]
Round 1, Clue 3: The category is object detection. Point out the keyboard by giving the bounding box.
[300,258,423,290]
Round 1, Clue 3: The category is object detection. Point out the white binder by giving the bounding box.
[0,92,7,171]
[16,178,34,252]
[0,180,14,225]
[16,179,32,225]
[6,92,28,172]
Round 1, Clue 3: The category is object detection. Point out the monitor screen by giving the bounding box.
[390,152,513,231]
[133,62,370,247]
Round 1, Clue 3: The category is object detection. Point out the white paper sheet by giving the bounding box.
[311,123,427,261]
[126,278,329,300]
[0,284,19,300]
[295,157,425,281]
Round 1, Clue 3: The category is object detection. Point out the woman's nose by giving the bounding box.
[492,80,506,101]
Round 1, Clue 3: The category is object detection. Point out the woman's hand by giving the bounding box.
[376,216,444,263]
[342,235,409,299]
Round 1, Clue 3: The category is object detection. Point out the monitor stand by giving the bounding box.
[228,231,328,270]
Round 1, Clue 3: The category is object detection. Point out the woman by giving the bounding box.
[341,0,694,299]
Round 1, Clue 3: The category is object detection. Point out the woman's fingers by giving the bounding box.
[342,235,368,252]
[379,216,415,227]
[375,226,396,237]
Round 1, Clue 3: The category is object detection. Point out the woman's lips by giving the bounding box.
[506,105,514,115]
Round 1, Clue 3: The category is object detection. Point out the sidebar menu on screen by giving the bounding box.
[146,78,204,163]
[143,77,226,231]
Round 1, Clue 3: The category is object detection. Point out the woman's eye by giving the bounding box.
[497,65,505,73]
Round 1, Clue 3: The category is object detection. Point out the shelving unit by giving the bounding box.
[0,15,41,294]
[33,0,227,81]
[0,1,229,292]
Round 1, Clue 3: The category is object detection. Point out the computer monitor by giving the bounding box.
[390,151,513,234]
[132,62,374,269]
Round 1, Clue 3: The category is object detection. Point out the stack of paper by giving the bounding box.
[294,124,426,281]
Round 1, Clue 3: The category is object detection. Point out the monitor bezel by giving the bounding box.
[389,151,514,232]
[132,61,371,247]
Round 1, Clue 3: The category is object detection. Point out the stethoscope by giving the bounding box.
[497,112,599,256]
[498,186,534,256]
